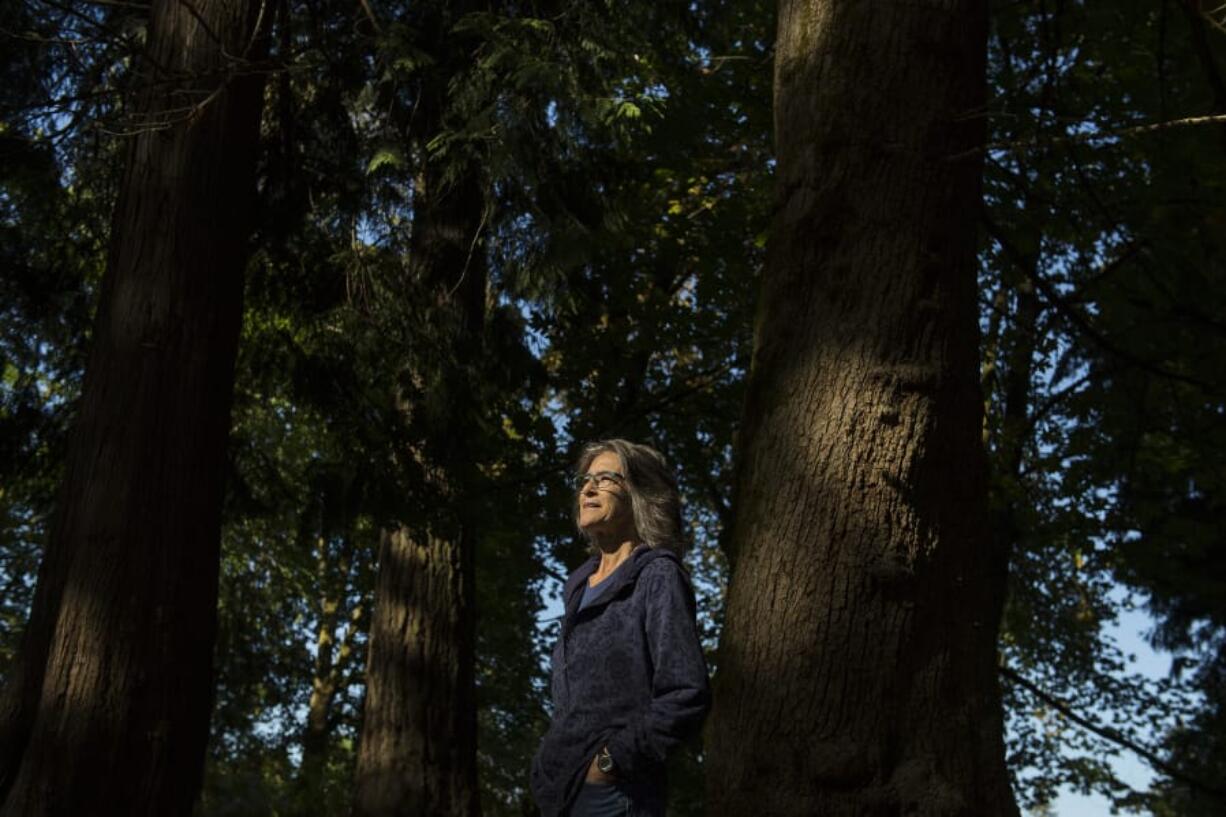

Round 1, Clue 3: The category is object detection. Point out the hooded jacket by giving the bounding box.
[530,545,711,817]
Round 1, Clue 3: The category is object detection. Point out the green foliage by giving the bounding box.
[3,0,1224,815]
[0,0,122,672]
[983,0,1226,811]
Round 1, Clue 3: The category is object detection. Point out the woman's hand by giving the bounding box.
[585,749,617,784]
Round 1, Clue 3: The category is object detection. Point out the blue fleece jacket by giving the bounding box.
[530,545,711,817]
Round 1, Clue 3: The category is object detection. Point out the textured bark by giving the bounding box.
[352,5,486,810]
[353,191,484,815]
[705,1,1018,816]
[0,1,266,814]
[355,523,479,817]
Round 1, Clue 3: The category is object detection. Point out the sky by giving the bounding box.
[1047,604,1165,817]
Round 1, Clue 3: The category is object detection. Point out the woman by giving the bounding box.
[530,439,711,817]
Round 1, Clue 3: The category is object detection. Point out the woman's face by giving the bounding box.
[578,451,634,541]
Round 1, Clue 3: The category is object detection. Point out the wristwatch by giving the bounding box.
[595,747,615,774]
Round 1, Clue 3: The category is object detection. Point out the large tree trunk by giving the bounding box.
[355,519,480,817]
[352,6,486,809]
[0,1,267,814]
[352,185,484,814]
[704,1,1018,815]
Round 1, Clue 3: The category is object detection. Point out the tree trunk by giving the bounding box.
[301,531,345,783]
[352,179,484,817]
[353,198,484,817]
[352,7,486,808]
[355,521,479,817]
[296,525,361,806]
[0,1,267,814]
[705,1,1018,815]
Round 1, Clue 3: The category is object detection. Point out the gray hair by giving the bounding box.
[574,439,687,558]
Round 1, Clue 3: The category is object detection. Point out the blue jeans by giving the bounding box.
[567,781,631,817]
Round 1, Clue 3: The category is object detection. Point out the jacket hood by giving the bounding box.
[562,545,687,620]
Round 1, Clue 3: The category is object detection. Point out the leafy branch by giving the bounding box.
[1002,664,1226,803]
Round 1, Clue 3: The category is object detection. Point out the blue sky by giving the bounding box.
[1047,605,1164,817]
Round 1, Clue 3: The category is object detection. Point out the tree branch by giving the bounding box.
[982,214,1220,397]
[1001,664,1226,802]
[949,114,1226,161]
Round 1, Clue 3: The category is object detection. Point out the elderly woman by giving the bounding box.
[530,439,711,817]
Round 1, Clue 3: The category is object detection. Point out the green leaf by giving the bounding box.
[366,147,405,175]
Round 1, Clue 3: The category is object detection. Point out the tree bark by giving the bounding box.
[0,1,267,814]
[352,5,486,810]
[705,1,1018,815]
[353,177,485,812]
[296,524,361,806]
[352,174,485,817]
[302,531,345,783]
[356,521,480,817]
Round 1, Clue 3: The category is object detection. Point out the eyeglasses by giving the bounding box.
[576,470,625,492]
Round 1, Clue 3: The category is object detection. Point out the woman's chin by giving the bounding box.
[578,515,606,534]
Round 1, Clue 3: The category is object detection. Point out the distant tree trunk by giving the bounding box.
[295,524,362,806]
[352,6,486,811]
[301,531,346,782]
[352,184,485,816]
[0,1,267,814]
[984,226,1042,504]
[705,1,1018,816]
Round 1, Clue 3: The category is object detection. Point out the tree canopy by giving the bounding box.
[1,0,1223,814]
